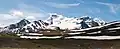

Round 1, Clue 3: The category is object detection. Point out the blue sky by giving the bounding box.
[0,0,120,26]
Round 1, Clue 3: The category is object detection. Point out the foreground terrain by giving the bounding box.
[0,37,120,49]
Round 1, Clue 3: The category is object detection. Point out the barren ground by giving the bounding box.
[0,38,120,49]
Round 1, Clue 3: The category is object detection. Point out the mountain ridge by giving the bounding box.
[0,13,106,33]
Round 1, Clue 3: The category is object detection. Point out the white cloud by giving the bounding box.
[10,10,24,17]
[96,2,120,14]
[0,13,23,27]
[17,3,49,20]
[46,2,80,8]
[0,3,49,27]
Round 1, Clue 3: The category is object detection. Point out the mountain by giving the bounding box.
[0,13,106,33]
[20,20,49,32]
[45,13,106,30]
[6,19,31,29]
[0,19,31,33]
[0,19,49,33]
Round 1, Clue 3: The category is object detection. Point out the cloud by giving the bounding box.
[17,3,48,17]
[10,10,24,17]
[96,2,120,14]
[46,2,80,8]
[0,13,23,27]
[0,3,49,27]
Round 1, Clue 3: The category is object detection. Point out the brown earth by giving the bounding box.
[0,38,120,49]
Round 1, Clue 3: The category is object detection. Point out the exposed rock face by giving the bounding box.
[6,19,31,29]
[20,20,49,32]
[0,19,31,33]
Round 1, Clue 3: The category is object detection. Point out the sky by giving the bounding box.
[0,0,120,26]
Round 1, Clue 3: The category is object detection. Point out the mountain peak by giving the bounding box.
[21,19,27,21]
[18,19,30,24]
[6,19,31,29]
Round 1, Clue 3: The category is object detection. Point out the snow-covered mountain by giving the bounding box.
[20,20,48,32]
[0,19,31,33]
[0,13,106,33]
[6,19,31,29]
[45,13,106,30]
[0,19,49,33]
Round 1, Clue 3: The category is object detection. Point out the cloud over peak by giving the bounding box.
[10,10,24,17]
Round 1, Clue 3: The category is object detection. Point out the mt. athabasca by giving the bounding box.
[45,13,106,30]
